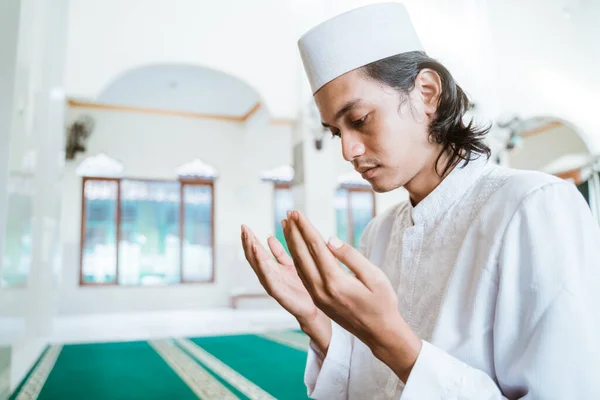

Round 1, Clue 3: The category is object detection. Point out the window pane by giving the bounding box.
[349,191,374,248]
[1,175,34,288]
[182,184,213,282]
[119,180,181,286]
[82,180,118,284]
[335,189,349,242]
[274,186,293,252]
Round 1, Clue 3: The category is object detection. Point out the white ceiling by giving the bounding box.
[63,0,600,149]
[97,64,260,117]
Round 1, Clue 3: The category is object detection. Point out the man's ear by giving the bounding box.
[415,68,442,116]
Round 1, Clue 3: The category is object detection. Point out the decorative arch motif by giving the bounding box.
[176,159,218,180]
[260,165,294,184]
[75,153,124,177]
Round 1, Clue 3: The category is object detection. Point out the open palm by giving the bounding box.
[241,225,317,321]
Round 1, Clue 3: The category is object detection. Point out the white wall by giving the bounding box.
[59,107,293,315]
[60,105,409,315]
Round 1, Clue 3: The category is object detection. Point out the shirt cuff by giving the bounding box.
[400,340,468,400]
[304,321,352,399]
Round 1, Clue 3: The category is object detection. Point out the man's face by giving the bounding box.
[315,69,437,193]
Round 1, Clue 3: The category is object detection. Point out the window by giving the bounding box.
[274,183,293,253]
[80,177,214,286]
[335,187,375,248]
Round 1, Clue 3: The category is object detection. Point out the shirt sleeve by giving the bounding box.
[304,320,354,399]
[401,181,600,399]
[304,216,381,399]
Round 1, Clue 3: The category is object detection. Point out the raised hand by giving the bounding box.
[282,211,421,382]
[240,224,331,352]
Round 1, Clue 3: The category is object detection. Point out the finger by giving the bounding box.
[283,213,323,291]
[280,219,312,292]
[267,234,293,266]
[251,239,282,295]
[242,225,276,284]
[292,211,344,282]
[326,235,380,291]
[240,225,259,271]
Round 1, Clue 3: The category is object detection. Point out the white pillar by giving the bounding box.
[0,1,24,397]
[24,0,69,339]
[0,0,21,290]
[2,0,69,391]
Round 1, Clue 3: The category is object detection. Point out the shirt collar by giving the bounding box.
[408,155,490,226]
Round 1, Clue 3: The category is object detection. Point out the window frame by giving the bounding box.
[79,176,215,287]
[273,182,292,251]
[337,185,376,245]
[273,182,292,221]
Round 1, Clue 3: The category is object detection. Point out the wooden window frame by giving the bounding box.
[338,186,376,244]
[273,182,292,225]
[80,176,215,287]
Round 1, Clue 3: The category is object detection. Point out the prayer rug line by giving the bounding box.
[175,338,276,400]
[149,340,239,400]
[14,345,62,400]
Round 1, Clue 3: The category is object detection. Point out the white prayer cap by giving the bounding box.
[298,2,424,94]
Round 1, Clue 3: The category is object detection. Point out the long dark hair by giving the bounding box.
[359,51,491,177]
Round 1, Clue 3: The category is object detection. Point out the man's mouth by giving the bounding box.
[358,166,379,179]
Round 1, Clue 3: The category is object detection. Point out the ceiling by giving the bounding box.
[96,64,261,117]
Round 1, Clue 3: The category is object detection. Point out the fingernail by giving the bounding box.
[282,219,287,229]
[328,236,343,249]
[286,210,291,218]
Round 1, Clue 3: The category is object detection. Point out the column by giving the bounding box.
[2,0,70,391]
[0,1,21,399]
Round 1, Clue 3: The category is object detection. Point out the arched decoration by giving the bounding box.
[260,165,294,184]
[96,63,266,122]
[176,159,218,180]
[501,115,600,224]
[542,153,599,183]
[75,153,125,177]
[337,170,371,188]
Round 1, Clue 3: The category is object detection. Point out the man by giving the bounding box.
[241,2,600,399]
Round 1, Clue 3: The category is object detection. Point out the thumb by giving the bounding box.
[326,236,377,288]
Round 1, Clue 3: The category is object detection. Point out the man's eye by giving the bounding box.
[352,115,368,127]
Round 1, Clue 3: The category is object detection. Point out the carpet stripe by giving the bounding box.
[149,340,239,400]
[14,345,62,400]
[258,331,309,352]
[0,366,10,399]
[190,334,310,399]
[176,338,276,400]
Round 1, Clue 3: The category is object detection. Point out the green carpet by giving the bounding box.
[37,341,200,400]
[9,331,310,399]
[189,335,310,400]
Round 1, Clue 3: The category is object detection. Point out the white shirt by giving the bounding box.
[305,157,600,399]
